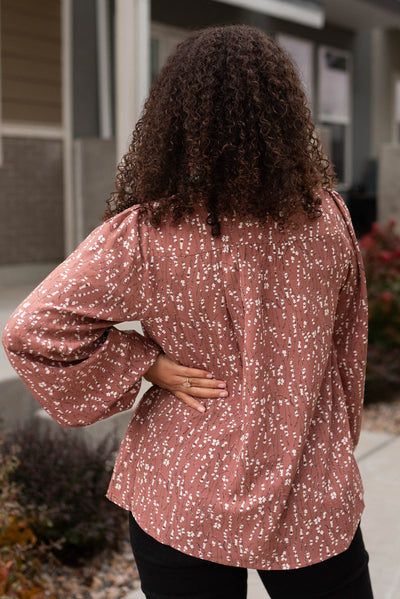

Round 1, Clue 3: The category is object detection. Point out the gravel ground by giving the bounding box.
[362,395,400,436]
[40,396,400,598]
[40,537,140,599]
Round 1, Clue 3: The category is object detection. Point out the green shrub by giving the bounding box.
[359,220,400,402]
[4,423,126,565]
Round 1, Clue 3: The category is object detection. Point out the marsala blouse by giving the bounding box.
[3,189,368,570]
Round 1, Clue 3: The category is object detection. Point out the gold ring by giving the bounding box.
[183,377,191,388]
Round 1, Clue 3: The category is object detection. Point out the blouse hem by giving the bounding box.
[106,490,365,571]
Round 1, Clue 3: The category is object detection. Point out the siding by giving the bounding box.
[1,0,61,124]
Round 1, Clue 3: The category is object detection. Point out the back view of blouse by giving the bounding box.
[3,188,368,570]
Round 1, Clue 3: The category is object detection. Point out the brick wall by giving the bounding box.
[0,137,64,265]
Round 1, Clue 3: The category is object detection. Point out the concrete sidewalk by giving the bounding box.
[125,429,400,599]
[1,273,399,599]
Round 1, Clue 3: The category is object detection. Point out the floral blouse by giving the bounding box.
[3,189,368,570]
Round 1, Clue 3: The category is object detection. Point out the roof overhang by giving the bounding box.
[319,0,400,31]
[213,0,325,29]
[214,0,400,31]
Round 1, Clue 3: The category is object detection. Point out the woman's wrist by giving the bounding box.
[143,349,164,383]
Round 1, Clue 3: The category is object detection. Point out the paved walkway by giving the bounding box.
[1,274,399,599]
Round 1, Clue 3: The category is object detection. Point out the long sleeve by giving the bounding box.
[331,191,368,449]
[2,207,161,428]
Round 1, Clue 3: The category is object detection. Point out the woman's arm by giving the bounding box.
[2,208,162,428]
[330,191,368,450]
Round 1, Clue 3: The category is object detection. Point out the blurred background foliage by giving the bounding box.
[360,220,400,403]
[0,423,126,596]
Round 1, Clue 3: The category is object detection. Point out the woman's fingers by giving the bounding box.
[160,354,211,380]
[146,353,229,407]
[156,354,227,386]
[181,365,215,380]
[172,376,230,412]
[176,374,226,390]
[178,384,228,399]
[159,354,228,389]
[174,380,229,414]
[175,391,206,413]
[192,377,227,389]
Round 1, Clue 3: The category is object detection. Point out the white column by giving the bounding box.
[370,29,393,159]
[115,0,150,163]
[0,3,3,166]
[61,0,75,255]
[96,0,113,139]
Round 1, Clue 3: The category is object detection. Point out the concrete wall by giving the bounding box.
[387,30,400,145]
[369,29,400,220]
[371,29,400,158]
[73,138,116,239]
[378,144,400,227]
[0,377,133,448]
[371,29,393,159]
[0,137,64,265]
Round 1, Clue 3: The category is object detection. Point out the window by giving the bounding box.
[317,46,352,188]
[150,23,189,85]
[394,75,400,144]
[150,37,160,85]
[276,33,314,111]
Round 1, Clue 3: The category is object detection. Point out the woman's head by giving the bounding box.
[104,25,335,234]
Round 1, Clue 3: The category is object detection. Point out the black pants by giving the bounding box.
[129,513,374,599]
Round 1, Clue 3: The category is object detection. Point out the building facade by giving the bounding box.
[1,0,400,270]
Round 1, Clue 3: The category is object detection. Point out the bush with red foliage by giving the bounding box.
[359,220,400,402]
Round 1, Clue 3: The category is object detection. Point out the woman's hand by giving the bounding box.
[144,353,228,413]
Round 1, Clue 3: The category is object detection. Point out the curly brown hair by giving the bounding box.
[104,25,335,235]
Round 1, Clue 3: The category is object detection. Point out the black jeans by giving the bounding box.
[129,513,374,599]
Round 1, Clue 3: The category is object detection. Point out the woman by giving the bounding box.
[3,25,373,599]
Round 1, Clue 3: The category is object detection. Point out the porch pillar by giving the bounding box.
[115,0,150,163]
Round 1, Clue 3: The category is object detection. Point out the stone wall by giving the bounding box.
[0,137,64,265]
